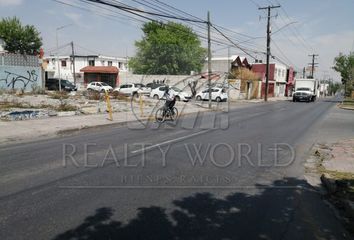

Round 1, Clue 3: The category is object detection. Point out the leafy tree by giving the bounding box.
[333,52,354,97]
[328,82,341,96]
[129,21,206,75]
[0,17,42,55]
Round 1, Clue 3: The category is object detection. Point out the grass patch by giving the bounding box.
[0,99,29,110]
[29,84,46,95]
[111,91,130,101]
[56,102,78,112]
[86,91,102,101]
[49,91,69,99]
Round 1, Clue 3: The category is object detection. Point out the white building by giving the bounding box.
[44,54,129,89]
[273,63,287,97]
[202,55,250,73]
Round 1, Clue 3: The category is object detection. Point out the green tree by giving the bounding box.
[129,21,206,75]
[328,82,341,96]
[333,52,354,97]
[0,17,42,55]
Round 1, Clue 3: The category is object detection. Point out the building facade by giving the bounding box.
[43,55,128,89]
[251,62,289,98]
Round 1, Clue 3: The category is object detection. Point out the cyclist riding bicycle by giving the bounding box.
[163,86,176,114]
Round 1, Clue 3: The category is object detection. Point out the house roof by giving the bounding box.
[80,66,119,74]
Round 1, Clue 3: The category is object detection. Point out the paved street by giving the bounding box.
[0,98,353,240]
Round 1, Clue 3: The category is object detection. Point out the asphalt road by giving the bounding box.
[0,98,353,240]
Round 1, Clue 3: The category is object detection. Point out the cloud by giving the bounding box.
[0,0,23,6]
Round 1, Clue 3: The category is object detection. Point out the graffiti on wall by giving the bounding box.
[0,70,38,89]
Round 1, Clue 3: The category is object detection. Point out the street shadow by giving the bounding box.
[53,178,343,240]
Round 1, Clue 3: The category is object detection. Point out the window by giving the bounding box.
[88,60,95,66]
[108,61,112,66]
[61,60,66,67]
[118,62,122,68]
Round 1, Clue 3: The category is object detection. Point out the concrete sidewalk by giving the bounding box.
[0,101,213,145]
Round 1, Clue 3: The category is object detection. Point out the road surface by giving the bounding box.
[0,98,353,240]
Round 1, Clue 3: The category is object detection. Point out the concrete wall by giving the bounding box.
[0,53,42,91]
[119,73,194,90]
[0,66,42,91]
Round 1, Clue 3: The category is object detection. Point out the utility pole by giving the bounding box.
[259,5,280,102]
[302,67,306,78]
[71,41,76,85]
[308,54,318,79]
[56,24,73,91]
[55,29,62,92]
[207,11,212,109]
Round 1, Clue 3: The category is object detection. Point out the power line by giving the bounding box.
[272,0,315,53]
[56,0,268,64]
[211,25,259,60]
[86,0,206,23]
[271,41,298,68]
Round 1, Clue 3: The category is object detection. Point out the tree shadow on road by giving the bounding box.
[53,177,346,240]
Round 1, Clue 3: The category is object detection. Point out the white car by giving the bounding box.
[87,82,113,92]
[113,83,150,97]
[150,86,191,102]
[196,87,228,102]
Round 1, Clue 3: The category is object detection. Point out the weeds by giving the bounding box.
[30,84,46,95]
[111,91,129,101]
[0,99,29,110]
[56,101,78,112]
[49,91,69,99]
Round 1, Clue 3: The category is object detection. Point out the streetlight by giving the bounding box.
[56,24,73,91]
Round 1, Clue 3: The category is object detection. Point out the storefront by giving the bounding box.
[80,66,119,87]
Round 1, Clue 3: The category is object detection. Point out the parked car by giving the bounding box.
[195,87,228,102]
[113,83,150,97]
[87,82,113,92]
[292,92,312,102]
[146,82,165,90]
[45,78,77,91]
[150,86,191,102]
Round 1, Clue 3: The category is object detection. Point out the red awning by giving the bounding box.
[80,66,119,74]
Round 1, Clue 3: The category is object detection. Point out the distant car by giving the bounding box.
[292,92,312,102]
[195,87,228,102]
[45,78,77,91]
[87,82,113,92]
[113,83,150,97]
[150,86,191,102]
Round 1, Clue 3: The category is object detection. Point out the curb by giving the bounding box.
[0,108,217,146]
[337,104,354,111]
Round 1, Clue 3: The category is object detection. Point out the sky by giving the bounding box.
[0,0,353,81]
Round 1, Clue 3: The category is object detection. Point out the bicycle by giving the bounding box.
[155,105,178,123]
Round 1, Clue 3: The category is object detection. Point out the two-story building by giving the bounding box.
[251,62,288,98]
[43,55,129,89]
